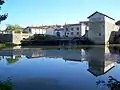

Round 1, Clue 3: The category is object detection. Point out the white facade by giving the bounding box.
[24,27,47,34]
[46,27,61,36]
[80,22,89,36]
[24,25,61,36]
[63,23,87,38]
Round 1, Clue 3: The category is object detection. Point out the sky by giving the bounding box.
[0,0,120,30]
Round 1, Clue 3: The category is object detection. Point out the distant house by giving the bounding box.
[54,28,65,37]
[46,25,61,36]
[63,23,88,38]
[24,25,62,36]
[87,11,118,44]
[23,26,47,34]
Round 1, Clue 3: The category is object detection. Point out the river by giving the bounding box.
[0,45,120,90]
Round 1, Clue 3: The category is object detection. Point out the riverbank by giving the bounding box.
[0,43,6,48]
[0,42,19,49]
[21,38,95,46]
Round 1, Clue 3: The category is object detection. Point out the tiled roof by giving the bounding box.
[25,25,61,30]
[87,11,115,20]
[63,23,80,27]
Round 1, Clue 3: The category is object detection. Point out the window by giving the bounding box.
[77,27,79,30]
[71,28,73,30]
[66,28,68,31]
[71,32,74,35]
[29,28,31,32]
[77,32,79,35]
[99,33,101,36]
[67,32,69,35]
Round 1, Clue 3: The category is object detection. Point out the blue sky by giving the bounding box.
[0,0,120,29]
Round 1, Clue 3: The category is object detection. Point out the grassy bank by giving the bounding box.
[0,42,18,49]
[0,43,6,48]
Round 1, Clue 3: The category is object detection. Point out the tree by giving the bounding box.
[5,24,22,31]
[96,76,120,90]
[0,0,8,23]
[115,20,120,26]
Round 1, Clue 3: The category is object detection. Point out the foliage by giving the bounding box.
[0,43,5,47]
[0,0,5,5]
[6,24,22,31]
[6,56,20,64]
[31,34,61,41]
[0,78,13,90]
[0,0,8,23]
[115,20,120,26]
[96,76,120,90]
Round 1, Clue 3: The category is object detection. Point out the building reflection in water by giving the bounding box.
[86,46,116,77]
[109,46,120,64]
[0,46,120,74]
[0,47,86,63]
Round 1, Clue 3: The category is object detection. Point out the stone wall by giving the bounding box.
[12,32,33,45]
[0,31,33,45]
[88,21,105,44]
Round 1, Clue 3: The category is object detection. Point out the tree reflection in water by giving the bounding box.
[6,56,20,64]
[96,76,120,90]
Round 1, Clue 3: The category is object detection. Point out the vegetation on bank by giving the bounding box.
[30,34,62,41]
[0,42,19,48]
[96,76,120,90]
[0,78,13,90]
[0,43,6,47]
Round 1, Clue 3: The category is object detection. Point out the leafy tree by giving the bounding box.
[6,24,22,31]
[115,20,120,26]
[0,0,8,23]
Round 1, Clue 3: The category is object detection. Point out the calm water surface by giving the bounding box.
[0,46,120,90]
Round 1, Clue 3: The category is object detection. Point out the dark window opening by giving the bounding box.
[29,28,31,32]
[71,28,73,30]
[77,27,79,30]
[99,33,101,36]
[77,32,79,35]
[66,28,68,31]
[71,32,74,35]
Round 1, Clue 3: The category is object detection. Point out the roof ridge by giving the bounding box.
[87,11,115,20]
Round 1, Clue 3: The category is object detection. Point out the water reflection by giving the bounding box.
[85,47,116,77]
[0,46,119,73]
[0,46,120,90]
[0,48,86,62]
